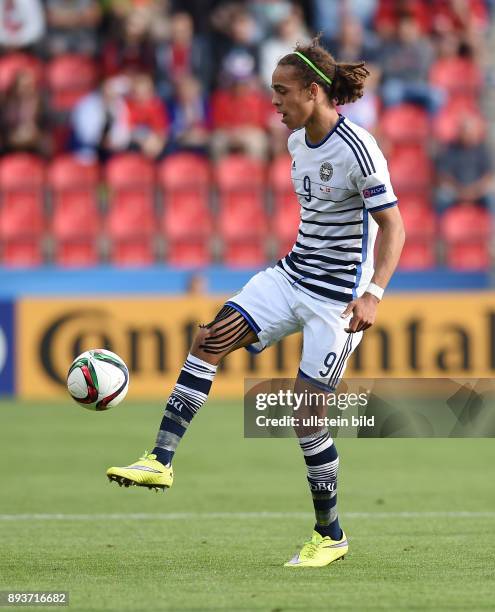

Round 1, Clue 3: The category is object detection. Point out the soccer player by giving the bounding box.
[107,37,405,568]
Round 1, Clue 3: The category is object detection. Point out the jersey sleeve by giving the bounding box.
[349,140,398,212]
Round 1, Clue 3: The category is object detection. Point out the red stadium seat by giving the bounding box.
[47,54,98,112]
[440,203,491,242]
[1,238,43,267]
[54,239,99,267]
[429,58,482,97]
[48,155,99,190]
[162,193,212,240]
[219,193,267,240]
[167,239,211,267]
[0,192,44,238]
[434,101,484,144]
[398,241,436,270]
[106,191,155,239]
[49,156,100,242]
[0,53,43,91]
[110,238,155,266]
[106,153,155,191]
[443,242,491,270]
[223,239,266,267]
[269,154,293,193]
[395,193,431,212]
[388,148,432,192]
[400,206,436,241]
[398,206,437,269]
[158,154,210,192]
[216,155,265,191]
[0,153,44,190]
[52,192,100,239]
[273,189,299,213]
[381,104,429,143]
[440,204,491,270]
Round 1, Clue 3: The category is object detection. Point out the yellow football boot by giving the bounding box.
[284,530,348,567]
[106,451,173,492]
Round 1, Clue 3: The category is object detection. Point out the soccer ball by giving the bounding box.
[67,349,129,410]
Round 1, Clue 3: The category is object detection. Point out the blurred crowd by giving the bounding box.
[0,0,494,269]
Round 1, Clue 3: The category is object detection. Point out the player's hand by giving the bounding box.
[340,293,379,333]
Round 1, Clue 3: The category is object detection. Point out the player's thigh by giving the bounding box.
[192,304,258,363]
[225,267,301,354]
[299,301,363,392]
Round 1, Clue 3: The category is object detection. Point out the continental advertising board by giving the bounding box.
[15,293,495,399]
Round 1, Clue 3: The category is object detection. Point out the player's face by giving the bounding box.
[271,64,315,130]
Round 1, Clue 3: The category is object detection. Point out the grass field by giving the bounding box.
[1,399,494,611]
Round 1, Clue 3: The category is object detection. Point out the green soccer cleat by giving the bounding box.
[106,451,173,492]
[284,530,348,567]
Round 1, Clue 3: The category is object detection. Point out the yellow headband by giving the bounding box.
[293,51,333,85]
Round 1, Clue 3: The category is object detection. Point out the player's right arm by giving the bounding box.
[367,205,405,294]
[342,136,405,333]
[342,204,404,333]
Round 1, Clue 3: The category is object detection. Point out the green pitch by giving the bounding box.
[0,399,494,611]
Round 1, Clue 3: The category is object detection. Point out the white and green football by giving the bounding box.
[67,349,129,410]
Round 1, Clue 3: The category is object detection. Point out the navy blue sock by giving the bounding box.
[299,428,343,541]
[152,354,217,465]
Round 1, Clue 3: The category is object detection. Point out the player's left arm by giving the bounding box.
[342,205,405,333]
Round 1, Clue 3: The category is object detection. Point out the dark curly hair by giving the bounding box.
[277,35,370,106]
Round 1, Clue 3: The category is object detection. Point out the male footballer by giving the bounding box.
[107,36,405,568]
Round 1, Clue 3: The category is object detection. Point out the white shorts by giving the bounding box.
[226,267,363,391]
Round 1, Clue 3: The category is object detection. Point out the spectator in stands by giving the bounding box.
[186,272,207,295]
[435,114,493,213]
[167,75,209,154]
[102,9,156,77]
[210,56,270,160]
[431,0,489,38]
[45,0,102,57]
[430,34,481,102]
[378,15,443,113]
[71,76,130,160]
[0,68,46,153]
[374,0,431,36]
[312,0,378,45]
[0,0,45,50]
[125,72,169,159]
[156,11,211,97]
[249,0,293,40]
[210,6,259,88]
[328,15,379,64]
[169,0,210,34]
[259,6,310,90]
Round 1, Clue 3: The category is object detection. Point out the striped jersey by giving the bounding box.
[276,114,398,304]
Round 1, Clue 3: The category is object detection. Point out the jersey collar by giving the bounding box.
[305,114,345,149]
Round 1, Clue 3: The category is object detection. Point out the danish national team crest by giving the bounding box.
[319,161,333,182]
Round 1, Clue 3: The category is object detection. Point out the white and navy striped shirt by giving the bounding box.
[276,114,398,304]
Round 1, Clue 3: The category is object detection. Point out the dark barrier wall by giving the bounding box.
[0,301,14,395]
